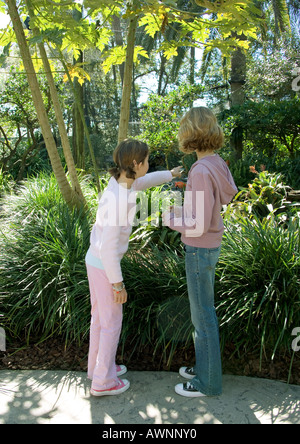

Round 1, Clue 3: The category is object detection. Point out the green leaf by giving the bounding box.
[139,12,162,38]
[29,29,64,47]
[133,46,149,63]
[102,45,127,74]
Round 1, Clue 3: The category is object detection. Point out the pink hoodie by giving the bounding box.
[164,154,238,248]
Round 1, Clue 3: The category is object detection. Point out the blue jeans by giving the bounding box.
[185,245,222,396]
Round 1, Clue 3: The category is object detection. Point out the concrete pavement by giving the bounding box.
[0,370,299,424]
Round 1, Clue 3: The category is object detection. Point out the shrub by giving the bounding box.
[0,168,13,197]
[0,173,98,343]
[220,99,300,159]
[121,244,190,365]
[217,215,300,362]
[130,183,182,250]
[223,169,299,222]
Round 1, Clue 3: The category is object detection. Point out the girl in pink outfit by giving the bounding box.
[86,139,182,396]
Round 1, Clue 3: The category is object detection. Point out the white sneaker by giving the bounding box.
[88,364,127,381]
[90,378,130,397]
[116,364,127,377]
[175,381,206,398]
[179,366,196,380]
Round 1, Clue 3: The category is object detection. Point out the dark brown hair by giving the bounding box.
[109,139,149,180]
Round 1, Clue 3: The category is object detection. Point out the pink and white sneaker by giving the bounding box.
[116,364,127,377]
[90,378,130,397]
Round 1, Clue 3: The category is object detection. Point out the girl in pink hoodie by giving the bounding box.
[163,107,238,397]
[86,139,182,396]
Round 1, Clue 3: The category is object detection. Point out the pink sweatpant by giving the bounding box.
[86,264,123,390]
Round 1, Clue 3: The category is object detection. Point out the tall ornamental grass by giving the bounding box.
[217,215,300,361]
[0,173,98,343]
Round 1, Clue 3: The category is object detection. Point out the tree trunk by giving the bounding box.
[25,0,86,205]
[112,14,125,85]
[230,48,246,106]
[118,14,138,143]
[189,46,195,86]
[6,0,82,209]
[61,56,100,192]
[39,43,86,204]
[230,34,247,160]
[72,62,85,170]
[157,53,167,96]
[72,7,85,169]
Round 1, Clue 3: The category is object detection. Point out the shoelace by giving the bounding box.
[185,381,196,390]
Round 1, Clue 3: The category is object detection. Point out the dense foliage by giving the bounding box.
[220,99,300,160]
[0,171,299,381]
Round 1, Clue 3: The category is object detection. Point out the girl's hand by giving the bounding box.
[113,288,127,304]
[170,205,183,218]
[112,283,128,304]
[162,205,182,226]
[171,166,184,178]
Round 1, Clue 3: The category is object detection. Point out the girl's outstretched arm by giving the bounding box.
[133,167,183,191]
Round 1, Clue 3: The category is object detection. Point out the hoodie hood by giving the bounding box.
[190,154,238,205]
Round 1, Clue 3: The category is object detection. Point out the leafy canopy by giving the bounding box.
[0,0,260,74]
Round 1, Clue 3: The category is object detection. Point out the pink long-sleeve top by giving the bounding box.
[87,171,172,283]
[163,155,238,248]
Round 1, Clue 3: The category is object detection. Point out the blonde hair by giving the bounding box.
[178,107,224,153]
[109,139,149,180]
